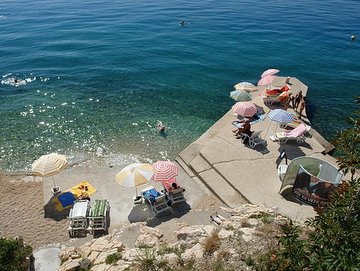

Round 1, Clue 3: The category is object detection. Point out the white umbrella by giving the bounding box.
[229,90,252,102]
[115,163,154,196]
[233,82,258,92]
[268,109,295,124]
[32,153,68,192]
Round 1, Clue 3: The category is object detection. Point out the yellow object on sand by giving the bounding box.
[68,181,96,198]
[53,196,70,212]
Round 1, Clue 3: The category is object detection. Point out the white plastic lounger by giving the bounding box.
[241,130,267,148]
[68,200,90,238]
[272,123,307,144]
[141,186,171,216]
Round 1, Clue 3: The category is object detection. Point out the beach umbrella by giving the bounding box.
[258,75,276,86]
[152,161,179,182]
[268,109,295,124]
[115,163,154,195]
[261,69,280,78]
[233,82,257,92]
[232,102,257,117]
[230,90,252,102]
[32,153,68,192]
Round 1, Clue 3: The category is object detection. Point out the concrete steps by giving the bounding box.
[177,152,247,208]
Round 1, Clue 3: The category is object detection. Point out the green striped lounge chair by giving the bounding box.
[88,199,110,235]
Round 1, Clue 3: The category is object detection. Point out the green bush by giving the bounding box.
[0,237,33,271]
[105,252,121,265]
[256,97,360,271]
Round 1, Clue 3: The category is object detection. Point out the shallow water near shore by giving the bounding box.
[1,0,359,171]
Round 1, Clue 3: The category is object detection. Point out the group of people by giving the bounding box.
[286,91,306,118]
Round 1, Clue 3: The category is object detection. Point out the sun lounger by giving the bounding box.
[141,186,171,215]
[279,119,303,129]
[271,123,307,144]
[68,200,91,238]
[279,118,311,131]
[278,164,288,181]
[88,199,110,235]
[162,181,186,204]
[241,130,267,148]
[263,88,291,106]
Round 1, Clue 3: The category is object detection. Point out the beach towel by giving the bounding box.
[53,191,76,211]
[68,181,96,198]
[143,188,161,203]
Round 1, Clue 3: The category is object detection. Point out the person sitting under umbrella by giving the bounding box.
[233,119,252,140]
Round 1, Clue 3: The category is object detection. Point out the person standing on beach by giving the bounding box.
[290,94,296,109]
[294,91,303,112]
[299,97,306,119]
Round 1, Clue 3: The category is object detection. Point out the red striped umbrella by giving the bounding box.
[152,161,179,182]
[261,68,279,78]
[232,102,257,117]
[258,75,276,86]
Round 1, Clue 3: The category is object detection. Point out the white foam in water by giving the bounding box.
[1,73,37,87]
[2,73,12,78]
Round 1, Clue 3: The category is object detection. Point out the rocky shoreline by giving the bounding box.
[59,204,292,271]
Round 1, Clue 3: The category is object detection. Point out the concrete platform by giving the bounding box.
[177,76,340,221]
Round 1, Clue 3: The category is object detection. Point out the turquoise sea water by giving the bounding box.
[1,0,359,171]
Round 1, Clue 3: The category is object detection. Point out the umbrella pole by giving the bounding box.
[52,176,56,188]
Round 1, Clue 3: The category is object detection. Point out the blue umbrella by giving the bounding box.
[229,90,252,102]
[268,109,295,123]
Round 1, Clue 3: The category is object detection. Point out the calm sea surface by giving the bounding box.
[1,0,359,171]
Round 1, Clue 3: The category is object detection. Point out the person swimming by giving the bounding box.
[179,20,185,26]
[157,121,165,133]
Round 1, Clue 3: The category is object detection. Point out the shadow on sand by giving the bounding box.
[275,145,310,168]
[127,201,191,227]
[43,195,70,221]
[244,142,270,155]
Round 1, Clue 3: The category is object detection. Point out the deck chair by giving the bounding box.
[277,150,288,181]
[163,180,186,204]
[241,130,267,148]
[274,123,307,144]
[142,187,171,216]
[280,118,311,131]
[88,199,110,235]
[68,200,90,238]
[279,118,303,129]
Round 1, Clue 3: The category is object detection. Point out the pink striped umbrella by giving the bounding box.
[258,75,276,86]
[232,102,257,117]
[261,68,280,78]
[152,161,179,182]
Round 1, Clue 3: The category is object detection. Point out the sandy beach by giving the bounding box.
[0,173,69,249]
[0,161,222,250]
